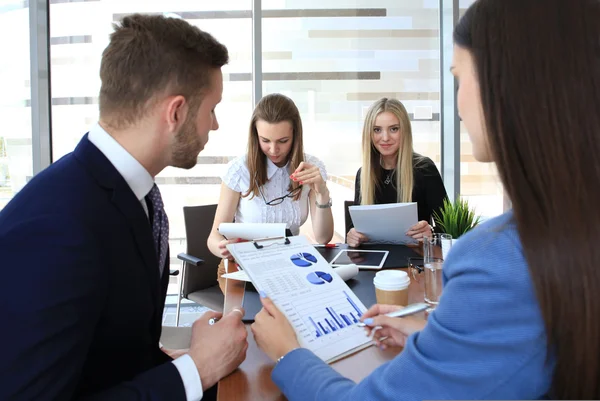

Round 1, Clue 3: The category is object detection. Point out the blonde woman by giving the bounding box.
[346,98,447,247]
[208,93,334,264]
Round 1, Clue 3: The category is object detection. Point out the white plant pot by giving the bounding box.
[441,238,460,259]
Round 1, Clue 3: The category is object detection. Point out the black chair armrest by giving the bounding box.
[169,269,180,276]
[177,252,204,266]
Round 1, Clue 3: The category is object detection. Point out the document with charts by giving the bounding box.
[227,236,373,363]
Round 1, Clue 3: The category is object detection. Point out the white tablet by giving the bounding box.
[330,249,389,270]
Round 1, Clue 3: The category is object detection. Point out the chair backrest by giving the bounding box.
[181,204,221,297]
[344,200,354,238]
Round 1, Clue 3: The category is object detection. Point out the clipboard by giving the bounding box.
[251,236,291,249]
[234,237,292,273]
[226,235,374,363]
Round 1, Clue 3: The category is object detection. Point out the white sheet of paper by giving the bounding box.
[221,264,359,282]
[221,270,251,281]
[349,203,419,245]
[332,264,359,281]
[227,236,372,363]
[218,223,286,241]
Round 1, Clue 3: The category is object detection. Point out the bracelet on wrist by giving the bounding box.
[276,348,299,365]
[315,197,332,209]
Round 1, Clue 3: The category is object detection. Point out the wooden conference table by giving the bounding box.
[216,244,426,401]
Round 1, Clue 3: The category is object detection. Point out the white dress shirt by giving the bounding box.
[222,154,327,235]
[88,123,203,401]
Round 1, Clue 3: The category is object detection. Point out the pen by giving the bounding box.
[356,302,429,327]
[313,243,339,248]
[208,317,220,325]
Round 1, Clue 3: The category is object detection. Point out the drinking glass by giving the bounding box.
[422,234,452,309]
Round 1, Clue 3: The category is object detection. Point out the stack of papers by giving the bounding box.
[349,203,419,245]
[218,223,286,240]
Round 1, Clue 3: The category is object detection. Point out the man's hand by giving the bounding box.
[188,308,248,391]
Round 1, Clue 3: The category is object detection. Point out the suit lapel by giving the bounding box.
[111,185,160,282]
[73,134,161,301]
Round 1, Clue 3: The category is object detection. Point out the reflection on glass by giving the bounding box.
[459,120,504,218]
[0,3,32,210]
[261,1,442,236]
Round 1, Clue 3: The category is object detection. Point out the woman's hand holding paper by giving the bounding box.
[251,292,301,362]
[218,238,247,261]
[405,220,432,240]
[346,228,369,248]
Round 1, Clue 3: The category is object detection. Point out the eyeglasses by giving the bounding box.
[259,185,302,206]
[407,257,424,281]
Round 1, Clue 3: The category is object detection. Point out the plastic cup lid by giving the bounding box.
[373,270,410,289]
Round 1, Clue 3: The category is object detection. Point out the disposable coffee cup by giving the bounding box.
[373,270,410,306]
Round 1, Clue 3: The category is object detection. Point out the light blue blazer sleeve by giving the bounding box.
[272,212,555,400]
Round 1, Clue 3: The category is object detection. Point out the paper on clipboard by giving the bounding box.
[349,203,419,245]
[218,223,286,241]
[226,236,372,363]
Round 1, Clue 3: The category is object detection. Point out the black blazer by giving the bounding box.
[350,154,448,233]
[0,135,186,400]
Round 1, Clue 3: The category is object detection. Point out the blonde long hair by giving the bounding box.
[243,93,305,200]
[360,98,417,205]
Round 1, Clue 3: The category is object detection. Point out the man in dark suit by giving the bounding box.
[0,14,247,400]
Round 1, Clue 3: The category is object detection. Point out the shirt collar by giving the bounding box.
[88,123,154,200]
[266,157,290,180]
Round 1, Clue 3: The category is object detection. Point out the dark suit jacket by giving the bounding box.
[0,135,186,400]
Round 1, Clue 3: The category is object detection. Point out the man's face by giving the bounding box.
[171,68,223,169]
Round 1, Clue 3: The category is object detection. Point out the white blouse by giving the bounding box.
[222,154,327,236]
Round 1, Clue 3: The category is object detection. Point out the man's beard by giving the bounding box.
[171,115,203,170]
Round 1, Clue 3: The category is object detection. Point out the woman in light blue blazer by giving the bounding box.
[249,0,600,399]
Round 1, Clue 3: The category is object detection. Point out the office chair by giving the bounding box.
[175,204,224,326]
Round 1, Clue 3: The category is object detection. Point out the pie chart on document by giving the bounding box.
[306,271,333,285]
[290,252,318,267]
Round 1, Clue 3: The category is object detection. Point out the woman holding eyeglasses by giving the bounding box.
[208,93,334,263]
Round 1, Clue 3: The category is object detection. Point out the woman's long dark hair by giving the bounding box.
[455,0,600,398]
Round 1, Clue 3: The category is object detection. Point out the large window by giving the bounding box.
[0,2,32,210]
[11,0,506,316]
[49,1,253,280]
[460,122,504,218]
[262,0,441,235]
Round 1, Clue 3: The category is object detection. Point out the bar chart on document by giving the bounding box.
[279,283,372,362]
[296,291,363,338]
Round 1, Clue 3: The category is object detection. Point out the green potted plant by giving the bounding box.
[433,198,481,242]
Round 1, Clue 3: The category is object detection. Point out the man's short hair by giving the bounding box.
[99,14,229,128]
